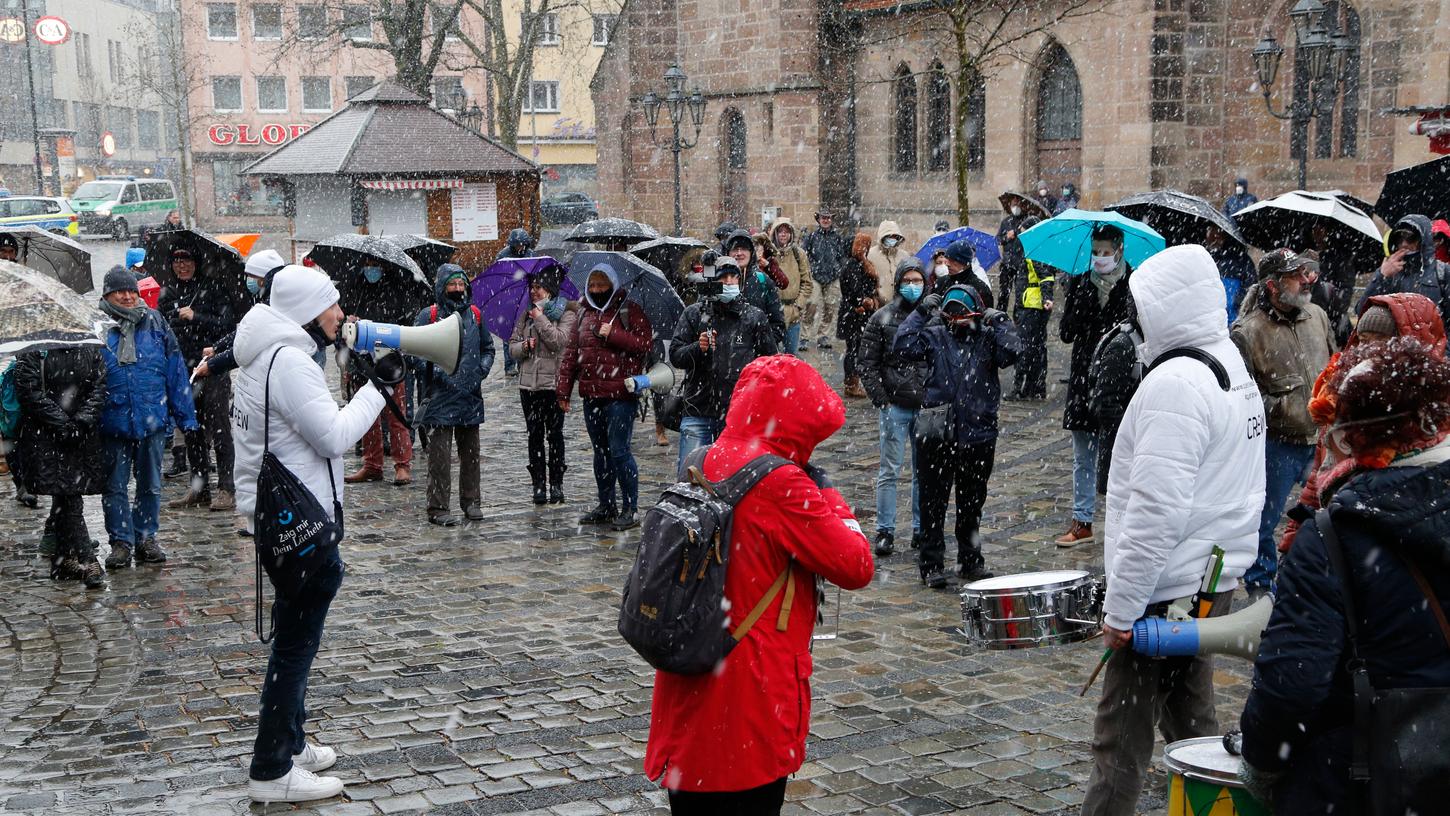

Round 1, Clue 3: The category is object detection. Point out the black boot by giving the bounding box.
[548,484,565,504]
[528,467,547,505]
[921,566,949,589]
[579,505,616,525]
[873,530,894,557]
[164,446,188,479]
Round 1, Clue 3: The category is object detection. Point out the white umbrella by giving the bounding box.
[1232,191,1383,257]
[0,226,93,294]
[0,260,106,355]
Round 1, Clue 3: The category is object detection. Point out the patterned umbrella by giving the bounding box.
[0,260,105,355]
[306,233,426,284]
[0,226,92,294]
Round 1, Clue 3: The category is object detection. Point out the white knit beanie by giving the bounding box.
[244,248,287,281]
[270,264,339,326]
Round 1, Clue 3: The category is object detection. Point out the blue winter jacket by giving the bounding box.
[412,267,495,427]
[892,308,1021,445]
[100,308,199,440]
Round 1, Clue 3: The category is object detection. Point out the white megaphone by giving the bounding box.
[624,361,675,395]
[1131,595,1273,662]
[341,314,463,375]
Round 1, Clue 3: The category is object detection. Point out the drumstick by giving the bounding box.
[1078,648,1112,697]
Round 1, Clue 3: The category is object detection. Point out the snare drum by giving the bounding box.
[1163,737,1269,815]
[959,570,1102,649]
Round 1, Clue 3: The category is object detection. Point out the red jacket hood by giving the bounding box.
[715,355,844,466]
[1434,219,1450,262]
[1355,292,1446,356]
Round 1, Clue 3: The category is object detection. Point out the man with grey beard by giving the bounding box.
[1229,248,1335,594]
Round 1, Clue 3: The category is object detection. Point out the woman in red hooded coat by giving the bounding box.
[645,355,874,814]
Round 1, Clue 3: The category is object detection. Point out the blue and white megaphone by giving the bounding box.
[1131,595,1272,661]
[341,314,462,375]
[623,361,675,395]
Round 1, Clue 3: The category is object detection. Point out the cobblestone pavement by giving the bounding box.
[0,335,1254,815]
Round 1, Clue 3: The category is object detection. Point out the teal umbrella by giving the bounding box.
[1019,208,1165,275]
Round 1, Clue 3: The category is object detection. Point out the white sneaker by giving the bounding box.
[292,742,337,772]
[247,766,344,803]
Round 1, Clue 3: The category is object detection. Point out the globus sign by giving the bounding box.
[207,123,311,147]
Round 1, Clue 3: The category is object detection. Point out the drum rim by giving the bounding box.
[961,569,1092,592]
[1163,736,1244,786]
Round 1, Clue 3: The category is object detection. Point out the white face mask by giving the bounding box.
[882,237,900,249]
[1236,185,1246,195]
[1010,206,1022,217]
[934,263,949,278]
[1092,254,1118,274]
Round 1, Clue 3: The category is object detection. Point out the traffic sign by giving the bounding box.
[33,15,69,45]
[100,131,117,157]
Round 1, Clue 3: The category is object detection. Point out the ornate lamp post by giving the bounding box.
[637,64,707,235]
[1252,0,1354,189]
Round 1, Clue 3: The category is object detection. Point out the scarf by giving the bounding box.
[100,300,147,365]
[542,295,566,322]
[1090,260,1125,307]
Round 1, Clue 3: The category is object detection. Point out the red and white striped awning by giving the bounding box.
[358,178,463,191]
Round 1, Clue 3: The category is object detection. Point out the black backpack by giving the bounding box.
[618,445,795,675]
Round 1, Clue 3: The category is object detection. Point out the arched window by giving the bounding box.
[893,64,917,173]
[926,63,951,172]
[1037,44,1082,141]
[1291,0,1360,161]
[720,108,748,224]
[964,68,986,172]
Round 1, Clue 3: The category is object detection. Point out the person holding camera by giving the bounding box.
[892,283,1020,588]
[670,256,779,475]
[230,264,396,804]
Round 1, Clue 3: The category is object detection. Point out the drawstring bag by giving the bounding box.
[253,347,343,642]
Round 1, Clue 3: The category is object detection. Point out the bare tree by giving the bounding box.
[124,8,209,224]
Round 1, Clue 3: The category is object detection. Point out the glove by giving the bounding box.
[804,464,833,489]
[918,293,943,314]
[982,308,1008,327]
[372,353,406,387]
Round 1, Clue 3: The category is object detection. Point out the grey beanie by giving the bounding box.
[102,265,138,296]
[1356,305,1396,338]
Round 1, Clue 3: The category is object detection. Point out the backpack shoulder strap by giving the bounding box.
[429,304,438,323]
[714,452,794,506]
[1148,346,1230,391]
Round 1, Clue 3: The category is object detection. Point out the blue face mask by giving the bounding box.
[362,266,383,283]
[246,277,261,296]
[717,284,740,303]
[898,282,924,303]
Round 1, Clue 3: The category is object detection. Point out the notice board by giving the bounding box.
[451,183,499,241]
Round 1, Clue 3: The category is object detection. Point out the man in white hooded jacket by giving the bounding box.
[231,264,387,803]
[1081,245,1265,816]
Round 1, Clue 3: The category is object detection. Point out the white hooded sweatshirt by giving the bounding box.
[1102,245,1266,630]
[231,301,385,531]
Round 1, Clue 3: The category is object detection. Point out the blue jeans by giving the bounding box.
[1245,439,1316,587]
[101,431,167,547]
[677,416,725,479]
[583,397,639,513]
[876,405,921,536]
[784,322,801,355]
[1072,430,1098,523]
[250,555,345,781]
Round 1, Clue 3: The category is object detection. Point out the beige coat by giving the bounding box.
[768,216,813,326]
[1230,283,1335,445]
[866,220,909,304]
[509,301,580,392]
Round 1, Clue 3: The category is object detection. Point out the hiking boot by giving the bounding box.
[82,559,106,589]
[922,566,949,589]
[164,450,188,479]
[168,487,210,509]
[549,485,565,504]
[844,377,868,399]
[463,505,485,522]
[292,742,337,773]
[578,505,616,525]
[247,767,344,804]
[873,530,895,557]
[958,564,995,582]
[392,465,412,486]
[428,512,459,527]
[105,542,133,570]
[344,466,382,484]
[611,511,639,532]
[39,528,57,558]
[1055,520,1093,548]
[654,425,670,446]
[208,489,235,511]
[532,483,548,505]
[14,485,38,508]
[135,537,167,564]
[818,337,834,350]
[50,556,82,581]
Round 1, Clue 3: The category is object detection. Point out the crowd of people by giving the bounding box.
[3,174,1450,813]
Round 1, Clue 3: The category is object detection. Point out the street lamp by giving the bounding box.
[1251,0,1351,189]
[636,64,707,235]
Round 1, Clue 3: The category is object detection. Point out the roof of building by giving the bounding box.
[243,79,537,178]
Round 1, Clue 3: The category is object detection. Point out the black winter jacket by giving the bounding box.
[892,307,1021,445]
[157,276,236,367]
[1242,454,1450,814]
[858,298,929,410]
[836,255,876,342]
[803,226,847,284]
[1086,323,1142,494]
[1059,270,1134,431]
[11,347,108,496]
[669,297,777,421]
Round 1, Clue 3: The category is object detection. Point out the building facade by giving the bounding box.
[593,0,1450,245]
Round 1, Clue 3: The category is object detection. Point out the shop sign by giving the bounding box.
[34,15,70,45]
[0,18,25,43]
[207,123,311,147]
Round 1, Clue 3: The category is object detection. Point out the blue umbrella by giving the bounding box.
[567,250,684,337]
[1018,209,1165,274]
[914,226,1002,271]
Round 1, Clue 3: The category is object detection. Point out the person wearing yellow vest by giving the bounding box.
[1010,242,1056,400]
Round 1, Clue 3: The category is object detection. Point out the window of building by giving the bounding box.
[964,70,986,172]
[77,103,103,147]
[107,40,125,84]
[592,14,617,45]
[892,64,918,174]
[298,4,327,39]
[524,12,559,45]
[212,76,242,112]
[137,109,159,149]
[206,3,238,39]
[256,76,287,112]
[75,31,93,78]
[109,108,132,150]
[345,75,375,99]
[342,5,372,41]
[212,159,285,216]
[1292,0,1360,160]
[301,76,332,112]
[523,80,560,113]
[252,4,282,40]
[1037,45,1082,141]
[926,63,951,172]
[431,76,465,109]
[430,3,461,40]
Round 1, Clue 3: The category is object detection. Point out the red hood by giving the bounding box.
[715,355,844,465]
[1354,292,1447,356]
[1434,219,1450,263]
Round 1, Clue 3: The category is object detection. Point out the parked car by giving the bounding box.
[0,191,80,237]
[541,191,598,226]
[69,176,178,240]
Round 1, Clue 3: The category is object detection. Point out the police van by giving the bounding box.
[0,189,81,237]
[69,176,178,240]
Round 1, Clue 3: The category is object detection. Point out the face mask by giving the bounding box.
[898,283,924,303]
[933,263,948,278]
[1235,185,1246,195]
[534,297,550,309]
[447,290,468,304]
[1092,254,1118,274]
[882,237,900,249]
[1061,188,1071,198]
[246,277,261,296]
[717,284,740,303]
[362,266,383,283]
[1010,206,1022,217]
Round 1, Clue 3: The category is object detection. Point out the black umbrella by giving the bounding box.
[385,234,456,281]
[1375,155,1450,226]
[306,233,426,284]
[566,251,684,336]
[997,191,1051,219]
[1105,190,1247,248]
[1320,189,1376,219]
[140,227,247,305]
[629,236,708,283]
[563,217,661,245]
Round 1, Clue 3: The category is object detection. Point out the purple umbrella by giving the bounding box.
[472,256,578,341]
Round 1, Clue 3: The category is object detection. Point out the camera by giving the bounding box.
[688,254,741,298]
